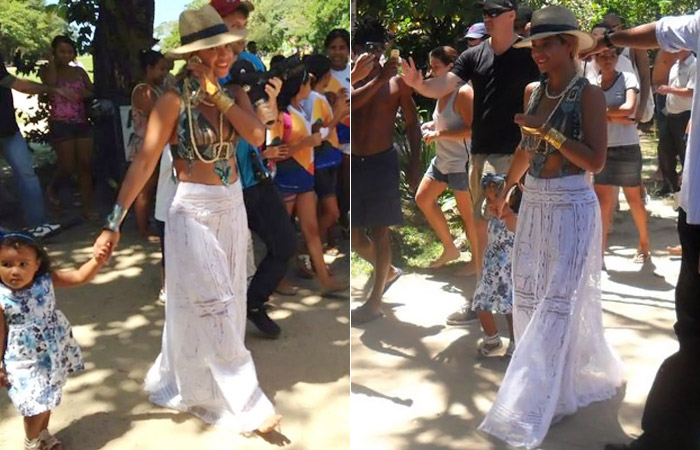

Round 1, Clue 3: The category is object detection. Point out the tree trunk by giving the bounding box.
[93,0,155,100]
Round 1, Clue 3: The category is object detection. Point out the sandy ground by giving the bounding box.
[0,221,350,450]
[351,194,682,450]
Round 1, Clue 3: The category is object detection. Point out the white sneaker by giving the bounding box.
[158,288,166,304]
[27,223,61,239]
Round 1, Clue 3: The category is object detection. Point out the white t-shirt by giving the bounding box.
[666,54,696,114]
[593,71,640,147]
[657,10,700,223]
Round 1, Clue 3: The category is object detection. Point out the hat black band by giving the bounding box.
[181,24,229,46]
[530,24,579,35]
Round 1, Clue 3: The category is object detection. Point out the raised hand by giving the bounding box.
[351,53,375,84]
[400,57,423,88]
[265,77,283,101]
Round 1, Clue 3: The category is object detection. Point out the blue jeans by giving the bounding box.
[0,132,47,227]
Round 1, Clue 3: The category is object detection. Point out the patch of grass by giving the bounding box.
[350,253,372,277]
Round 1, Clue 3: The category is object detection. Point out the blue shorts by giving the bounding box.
[425,157,469,191]
[351,147,403,228]
[274,159,314,195]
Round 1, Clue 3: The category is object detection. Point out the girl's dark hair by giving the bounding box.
[0,234,52,278]
[325,29,350,49]
[429,46,458,65]
[277,57,308,110]
[51,35,77,56]
[270,54,286,69]
[303,54,331,87]
[139,49,164,71]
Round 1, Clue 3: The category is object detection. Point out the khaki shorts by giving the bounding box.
[469,153,513,221]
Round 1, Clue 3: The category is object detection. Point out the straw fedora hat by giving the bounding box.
[513,5,595,53]
[168,5,247,58]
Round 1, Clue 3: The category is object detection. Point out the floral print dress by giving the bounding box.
[472,218,515,314]
[0,273,84,416]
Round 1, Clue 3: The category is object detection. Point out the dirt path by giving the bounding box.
[0,222,350,450]
[351,195,681,449]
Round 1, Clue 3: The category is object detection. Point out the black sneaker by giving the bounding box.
[248,307,281,339]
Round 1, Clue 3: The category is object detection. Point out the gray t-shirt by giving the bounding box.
[595,71,640,147]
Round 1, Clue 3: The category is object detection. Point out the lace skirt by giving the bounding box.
[144,180,274,432]
[478,174,623,449]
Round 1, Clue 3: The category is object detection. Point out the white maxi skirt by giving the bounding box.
[478,174,623,449]
[144,180,274,432]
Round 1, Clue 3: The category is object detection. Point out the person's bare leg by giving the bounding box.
[75,136,94,218]
[353,225,391,323]
[505,314,514,341]
[295,192,343,290]
[134,171,158,238]
[318,194,340,245]
[623,186,651,256]
[415,176,459,268]
[478,311,499,336]
[48,139,75,208]
[23,411,50,441]
[595,184,615,253]
[454,190,478,276]
[351,227,375,263]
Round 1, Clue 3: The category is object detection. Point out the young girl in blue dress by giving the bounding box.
[0,232,109,450]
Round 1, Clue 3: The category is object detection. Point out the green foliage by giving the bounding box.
[158,0,349,54]
[0,0,68,72]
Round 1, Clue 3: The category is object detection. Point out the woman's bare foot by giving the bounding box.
[320,277,348,295]
[667,244,682,256]
[455,261,477,277]
[256,414,282,434]
[428,246,460,269]
[351,302,384,324]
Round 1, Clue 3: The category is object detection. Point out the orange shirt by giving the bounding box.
[269,106,314,174]
[303,91,340,148]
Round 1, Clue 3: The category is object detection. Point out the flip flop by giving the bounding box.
[383,267,402,294]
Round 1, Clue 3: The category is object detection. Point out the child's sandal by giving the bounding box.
[40,430,62,450]
[24,436,45,450]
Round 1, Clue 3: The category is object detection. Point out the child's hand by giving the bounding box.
[0,367,9,388]
[94,243,113,264]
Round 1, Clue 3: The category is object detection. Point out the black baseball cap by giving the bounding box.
[477,0,517,11]
[516,5,533,21]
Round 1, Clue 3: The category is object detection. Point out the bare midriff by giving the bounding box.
[173,156,238,186]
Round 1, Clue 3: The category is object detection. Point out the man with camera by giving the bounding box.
[211,0,296,340]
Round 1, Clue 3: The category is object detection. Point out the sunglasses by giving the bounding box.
[482,8,510,18]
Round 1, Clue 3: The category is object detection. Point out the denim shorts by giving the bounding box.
[425,157,469,191]
[594,144,642,187]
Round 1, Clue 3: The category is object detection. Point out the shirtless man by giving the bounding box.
[351,18,421,323]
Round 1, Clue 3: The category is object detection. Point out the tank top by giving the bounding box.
[127,83,161,161]
[520,76,588,178]
[50,78,87,123]
[432,89,469,174]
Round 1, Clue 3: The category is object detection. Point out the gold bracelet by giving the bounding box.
[211,90,235,113]
[543,127,567,150]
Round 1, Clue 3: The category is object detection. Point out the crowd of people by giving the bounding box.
[1,0,350,448]
[351,1,699,449]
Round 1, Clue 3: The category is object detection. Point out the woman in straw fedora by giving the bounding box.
[92,5,282,434]
[479,6,623,448]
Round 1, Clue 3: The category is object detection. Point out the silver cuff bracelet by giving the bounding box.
[104,203,127,232]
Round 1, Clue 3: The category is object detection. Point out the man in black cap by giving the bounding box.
[402,0,539,326]
[515,5,532,37]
